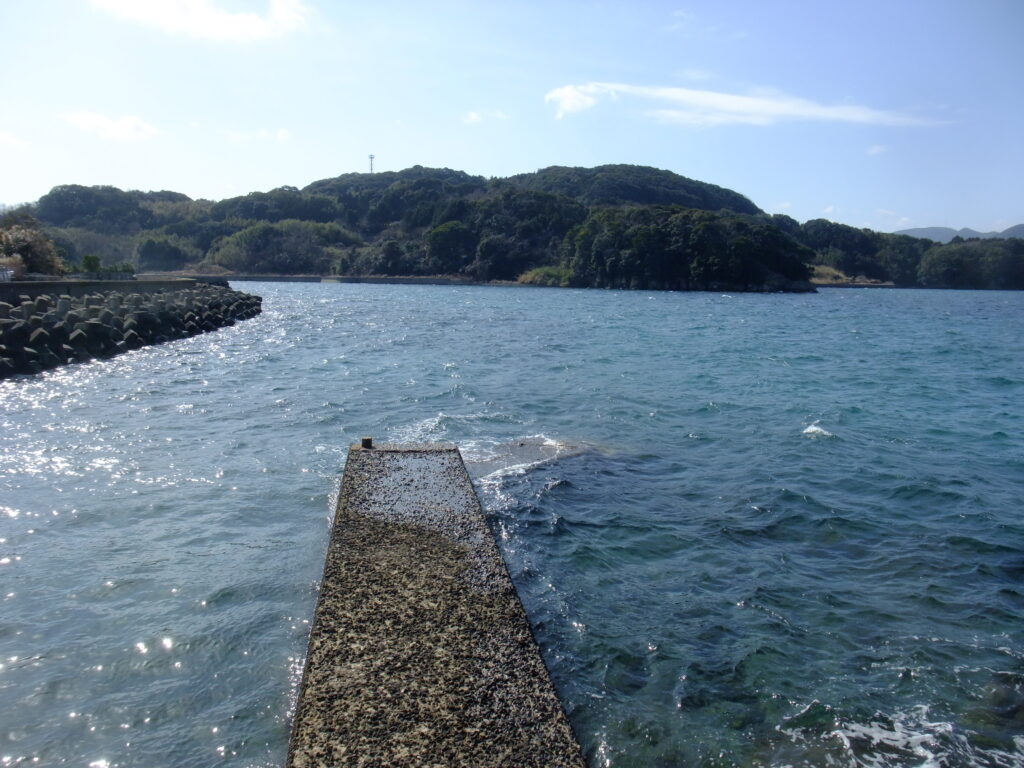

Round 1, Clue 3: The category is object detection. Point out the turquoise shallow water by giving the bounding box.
[1,283,1022,767]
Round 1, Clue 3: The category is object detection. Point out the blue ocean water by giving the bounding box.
[1,283,1022,767]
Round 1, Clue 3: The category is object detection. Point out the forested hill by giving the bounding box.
[6,165,812,291]
[504,165,762,214]
[3,164,1021,291]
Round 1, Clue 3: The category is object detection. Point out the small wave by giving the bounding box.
[777,702,1024,768]
[803,422,835,439]
[463,435,595,480]
[829,705,1023,768]
[386,411,520,444]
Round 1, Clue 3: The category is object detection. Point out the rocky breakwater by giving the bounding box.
[0,284,262,379]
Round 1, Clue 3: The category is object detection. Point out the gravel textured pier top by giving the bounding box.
[287,443,585,768]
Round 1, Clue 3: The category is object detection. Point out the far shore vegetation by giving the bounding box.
[2,165,1022,291]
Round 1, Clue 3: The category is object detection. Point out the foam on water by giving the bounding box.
[463,435,595,480]
[803,421,835,438]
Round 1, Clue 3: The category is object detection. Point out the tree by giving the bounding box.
[918,243,986,288]
[36,184,151,232]
[0,221,65,275]
[138,237,194,271]
[376,240,408,275]
[207,220,360,274]
[425,220,475,274]
[469,234,523,281]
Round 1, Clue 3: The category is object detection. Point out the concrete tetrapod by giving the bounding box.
[288,443,585,768]
[0,283,262,379]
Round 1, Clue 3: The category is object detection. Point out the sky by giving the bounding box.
[1,0,1021,233]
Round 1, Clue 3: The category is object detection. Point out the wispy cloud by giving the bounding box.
[462,109,510,125]
[822,205,836,215]
[866,144,890,156]
[63,112,158,141]
[0,131,27,148]
[545,82,935,127]
[90,0,308,42]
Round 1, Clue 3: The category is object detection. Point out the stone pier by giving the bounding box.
[287,443,584,768]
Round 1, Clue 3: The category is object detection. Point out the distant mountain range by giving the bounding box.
[895,224,1024,243]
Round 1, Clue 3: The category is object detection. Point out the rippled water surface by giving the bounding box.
[1,283,1022,767]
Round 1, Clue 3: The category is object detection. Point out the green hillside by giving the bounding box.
[4,164,1020,291]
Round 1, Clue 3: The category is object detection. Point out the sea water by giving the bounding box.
[1,283,1021,767]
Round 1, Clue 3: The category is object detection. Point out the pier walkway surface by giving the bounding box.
[287,443,584,768]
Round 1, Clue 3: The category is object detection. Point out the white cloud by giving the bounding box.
[866,144,890,156]
[90,0,309,42]
[545,85,605,119]
[823,204,836,215]
[545,82,934,127]
[63,112,159,141]
[462,109,509,125]
[0,131,27,148]
[276,128,291,142]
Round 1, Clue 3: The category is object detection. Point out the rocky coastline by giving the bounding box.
[0,282,262,380]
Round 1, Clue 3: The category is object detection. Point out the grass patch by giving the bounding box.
[517,265,571,286]
[811,264,852,283]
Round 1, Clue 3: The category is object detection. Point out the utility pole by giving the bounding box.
[369,154,375,174]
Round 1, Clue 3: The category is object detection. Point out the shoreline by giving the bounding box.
[138,272,819,293]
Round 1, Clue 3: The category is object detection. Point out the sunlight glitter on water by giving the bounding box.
[1,284,1022,767]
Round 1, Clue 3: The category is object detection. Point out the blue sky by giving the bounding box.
[1,0,1021,232]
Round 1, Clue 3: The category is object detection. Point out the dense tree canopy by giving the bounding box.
[36,185,153,233]
[790,218,1022,289]
[565,207,812,290]
[505,164,762,214]
[137,236,198,271]
[209,187,341,224]
[21,165,1023,290]
[918,240,1024,289]
[207,220,361,274]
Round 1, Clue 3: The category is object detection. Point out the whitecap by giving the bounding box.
[828,705,986,768]
[464,435,587,481]
[803,422,835,439]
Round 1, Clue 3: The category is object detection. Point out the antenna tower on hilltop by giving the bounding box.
[369,154,375,174]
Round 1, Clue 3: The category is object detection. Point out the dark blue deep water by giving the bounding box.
[1,283,1022,767]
